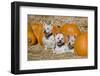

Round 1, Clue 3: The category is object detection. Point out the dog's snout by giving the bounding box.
[68,42,70,45]
[58,40,62,43]
[44,30,46,33]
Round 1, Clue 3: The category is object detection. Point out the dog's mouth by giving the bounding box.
[57,41,64,47]
[44,30,50,35]
[68,42,74,49]
[44,32,52,39]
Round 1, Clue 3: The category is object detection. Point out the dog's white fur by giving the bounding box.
[42,22,56,50]
[54,33,69,54]
[67,35,76,46]
[43,35,55,50]
[65,35,76,53]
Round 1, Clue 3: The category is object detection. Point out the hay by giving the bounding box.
[28,44,86,61]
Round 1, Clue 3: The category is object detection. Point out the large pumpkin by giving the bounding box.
[74,32,88,56]
[28,25,37,47]
[61,24,80,36]
[31,23,44,46]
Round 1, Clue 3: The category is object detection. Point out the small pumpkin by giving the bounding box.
[28,25,37,47]
[52,25,61,34]
[74,32,88,56]
[61,24,80,37]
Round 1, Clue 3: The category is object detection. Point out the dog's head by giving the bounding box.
[55,33,65,47]
[43,21,53,35]
[67,35,76,49]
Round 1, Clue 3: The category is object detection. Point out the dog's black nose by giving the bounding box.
[59,40,62,43]
[44,30,46,33]
[68,42,70,46]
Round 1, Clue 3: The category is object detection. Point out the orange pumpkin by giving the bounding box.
[31,23,44,46]
[52,25,61,34]
[61,24,80,37]
[74,32,88,56]
[28,25,37,46]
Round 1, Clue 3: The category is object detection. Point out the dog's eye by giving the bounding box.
[61,38,63,40]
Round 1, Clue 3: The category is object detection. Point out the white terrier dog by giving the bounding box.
[65,35,76,53]
[42,21,56,51]
[54,33,69,54]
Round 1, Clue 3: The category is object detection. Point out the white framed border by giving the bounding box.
[20,6,95,70]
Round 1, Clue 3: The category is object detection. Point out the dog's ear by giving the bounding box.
[50,20,53,25]
[48,20,51,25]
[48,20,53,27]
[43,21,46,28]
